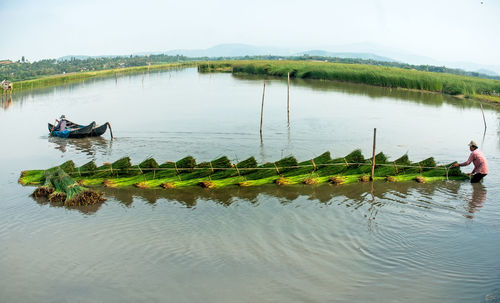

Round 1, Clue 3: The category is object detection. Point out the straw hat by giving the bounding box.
[468,140,478,147]
[60,114,66,119]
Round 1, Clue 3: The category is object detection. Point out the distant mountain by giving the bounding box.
[137,43,297,58]
[475,69,498,76]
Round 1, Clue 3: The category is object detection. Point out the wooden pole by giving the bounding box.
[287,72,290,125]
[480,104,487,130]
[142,71,144,85]
[260,81,266,137]
[371,128,377,181]
[107,122,114,139]
[49,119,57,137]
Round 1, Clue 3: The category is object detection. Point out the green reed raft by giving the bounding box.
[19,151,468,205]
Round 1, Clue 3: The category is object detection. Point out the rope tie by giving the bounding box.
[233,164,241,176]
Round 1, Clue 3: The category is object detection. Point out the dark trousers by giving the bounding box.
[471,173,487,183]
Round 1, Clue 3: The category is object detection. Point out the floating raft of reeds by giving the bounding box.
[19,151,468,204]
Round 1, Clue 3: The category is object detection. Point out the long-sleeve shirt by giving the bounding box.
[459,149,488,174]
[56,119,67,131]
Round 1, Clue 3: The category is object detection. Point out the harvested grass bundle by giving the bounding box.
[65,191,105,206]
[275,177,291,185]
[303,177,319,185]
[415,176,427,183]
[175,156,196,171]
[161,182,176,189]
[199,181,216,189]
[210,156,258,180]
[57,160,76,174]
[76,161,97,176]
[139,158,159,169]
[246,156,298,180]
[32,186,54,198]
[53,168,105,205]
[386,176,397,182]
[157,156,197,178]
[94,157,132,177]
[134,181,149,189]
[187,156,232,179]
[49,191,66,202]
[446,162,462,176]
[32,170,55,198]
[359,175,370,182]
[317,150,364,177]
[237,181,251,187]
[330,176,346,184]
[288,152,331,177]
[103,179,116,188]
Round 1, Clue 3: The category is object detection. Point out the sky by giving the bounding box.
[0,0,499,67]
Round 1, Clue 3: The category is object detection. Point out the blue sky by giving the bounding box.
[1,0,499,66]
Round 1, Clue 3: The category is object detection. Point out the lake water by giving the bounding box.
[1,68,499,303]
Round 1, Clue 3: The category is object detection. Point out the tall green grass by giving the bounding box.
[199,60,500,97]
[12,62,196,92]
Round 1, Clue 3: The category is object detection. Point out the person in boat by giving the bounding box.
[453,140,488,183]
[54,115,68,131]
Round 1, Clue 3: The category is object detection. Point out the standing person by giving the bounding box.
[453,140,488,183]
[54,115,68,131]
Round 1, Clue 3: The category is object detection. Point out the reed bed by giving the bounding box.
[199,60,500,99]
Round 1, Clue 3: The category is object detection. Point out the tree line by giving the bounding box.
[1,53,498,82]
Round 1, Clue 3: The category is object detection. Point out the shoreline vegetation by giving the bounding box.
[3,59,500,104]
[8,62,196,92]
[198,60,500,104]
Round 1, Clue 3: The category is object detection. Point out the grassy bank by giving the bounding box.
[10,62,196,92]
[198,60,500,103]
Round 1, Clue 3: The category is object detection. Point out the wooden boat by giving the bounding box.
[48,120,110,138]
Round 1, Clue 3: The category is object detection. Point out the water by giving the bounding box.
[1,68,499,303]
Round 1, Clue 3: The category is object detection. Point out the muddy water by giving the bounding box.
[1,68,499,303]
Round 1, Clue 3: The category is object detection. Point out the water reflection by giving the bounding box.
[1,94,12,110]
[31,196,104,215]
[233,74,485,110]
[464,183,487,219]
[33,181,477,217]
[48,136,112,155]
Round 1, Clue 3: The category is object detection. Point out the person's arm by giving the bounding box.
[459,153,474,167]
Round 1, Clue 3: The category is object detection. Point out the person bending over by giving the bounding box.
[454,140,488,183]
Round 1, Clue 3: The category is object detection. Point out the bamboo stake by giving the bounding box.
[106,122,114,139]
[371,128,377,181]
[260,81,266,137]
[480,104,487,130]
[287,72,290,125]
[49,119,57,137]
